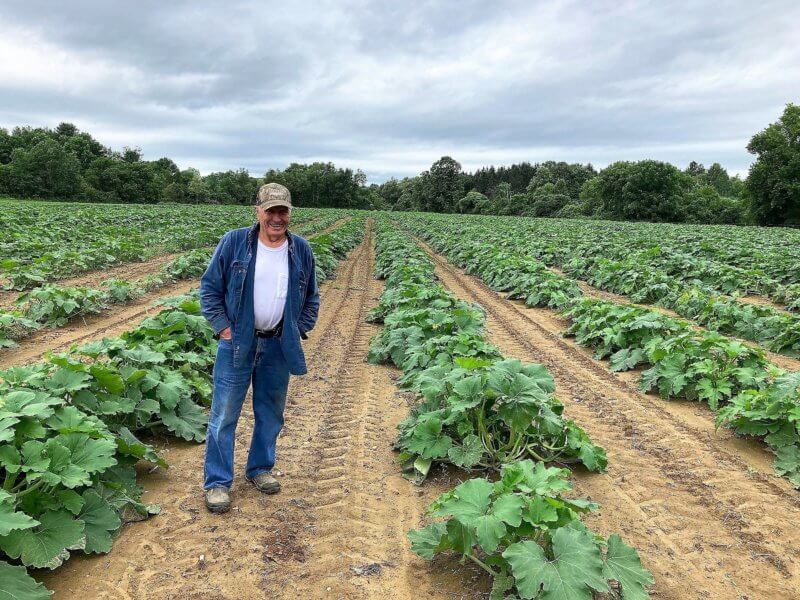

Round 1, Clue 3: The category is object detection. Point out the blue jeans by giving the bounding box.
[204,336,290,490]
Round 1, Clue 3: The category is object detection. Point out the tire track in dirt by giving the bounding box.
[270,224,408,598]
[41,223,470,600]
[421,241,800,600]
[0,279,199,369]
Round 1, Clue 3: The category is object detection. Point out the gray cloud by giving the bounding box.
[1,0,798,181]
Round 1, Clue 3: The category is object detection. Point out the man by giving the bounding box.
[199,182,319,513]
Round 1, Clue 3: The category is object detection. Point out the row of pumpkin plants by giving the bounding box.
[0,218,365,598]
[421,214,800,356]
[498,216,800,312]
[0,215,347,350]
[398,214,800,490]
[0,250,214,349]
[366,221,653,600]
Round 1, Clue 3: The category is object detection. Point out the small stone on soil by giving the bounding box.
[351,563,383,576]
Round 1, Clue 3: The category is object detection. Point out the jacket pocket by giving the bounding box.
[228,260,247,312]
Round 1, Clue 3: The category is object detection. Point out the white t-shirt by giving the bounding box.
[253,238,289,330]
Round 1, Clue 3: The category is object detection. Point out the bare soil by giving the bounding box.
[739,294,792,313]
[39,225,483,600]
[423,242,800,600]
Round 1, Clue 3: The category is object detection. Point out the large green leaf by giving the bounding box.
[447,434,484,468]
[88,364,125,394]
[56,434,117,477]
[500,460,572,496]
[40,440,88,489]
[55,490,84,515]
[0,510,85,569]
[773,445,800,487]
[491,493,525,528]
[43,369,91,395]
[475,513,506,554]
[0,447,21,475]
[19,441,50,479]
[489,571,514,600]
[407,522,448,560]
[0,417,20,445]
[0,391,63,420]
[160,398,207,442]
[602,534,653,600]
[0,560,52,600]
[433,478,494,525]
[0,504,39,537]
[120,347,166,364]
[78,491,121,554]
[502,528,608,600]
[406,416,453,459]
[45,407,106,436]
[115,427,167,468]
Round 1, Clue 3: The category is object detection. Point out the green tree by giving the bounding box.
[420,156,463,213]
[83,157,161,203]
[525,161,596,201]
[0,127,12,164]
[457,190,490,214]
[592,160,692,222]
[529,180,572,217]
[679,185,745,224]
[746,103,800,225]
[375,178,404,209]
[685,161,706,177]
[265,162,369,208]
[5,138,82,198]
[121,147,143,163]
[204,169,259,204]
[187,176,212,204]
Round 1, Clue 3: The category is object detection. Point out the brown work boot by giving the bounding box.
[205,487,231,513]
[246,472,281,494]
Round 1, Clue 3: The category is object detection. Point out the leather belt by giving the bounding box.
[255,322,283,338]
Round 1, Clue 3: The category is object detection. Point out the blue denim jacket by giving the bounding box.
[199,223,319,375]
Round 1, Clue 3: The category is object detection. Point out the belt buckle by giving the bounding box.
[256,324,281,338]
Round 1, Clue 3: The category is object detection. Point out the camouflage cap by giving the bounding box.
[256,183,292,209]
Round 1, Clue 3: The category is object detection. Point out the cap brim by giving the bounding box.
[258,200,292,209]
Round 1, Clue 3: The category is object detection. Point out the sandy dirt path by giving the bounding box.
[41,225,479,600]
[420,240,800,600]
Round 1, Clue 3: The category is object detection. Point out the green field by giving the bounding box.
[2,199,800,598]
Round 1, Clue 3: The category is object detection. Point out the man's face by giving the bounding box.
[257,205,291,236]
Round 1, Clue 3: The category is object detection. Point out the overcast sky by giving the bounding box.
[1,1,798,182]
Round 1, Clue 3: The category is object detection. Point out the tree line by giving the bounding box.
[0,123,379,208]
[1,103,797,225]
[373,104,799,226]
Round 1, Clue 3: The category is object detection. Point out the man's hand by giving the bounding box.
[219,327,232,340]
